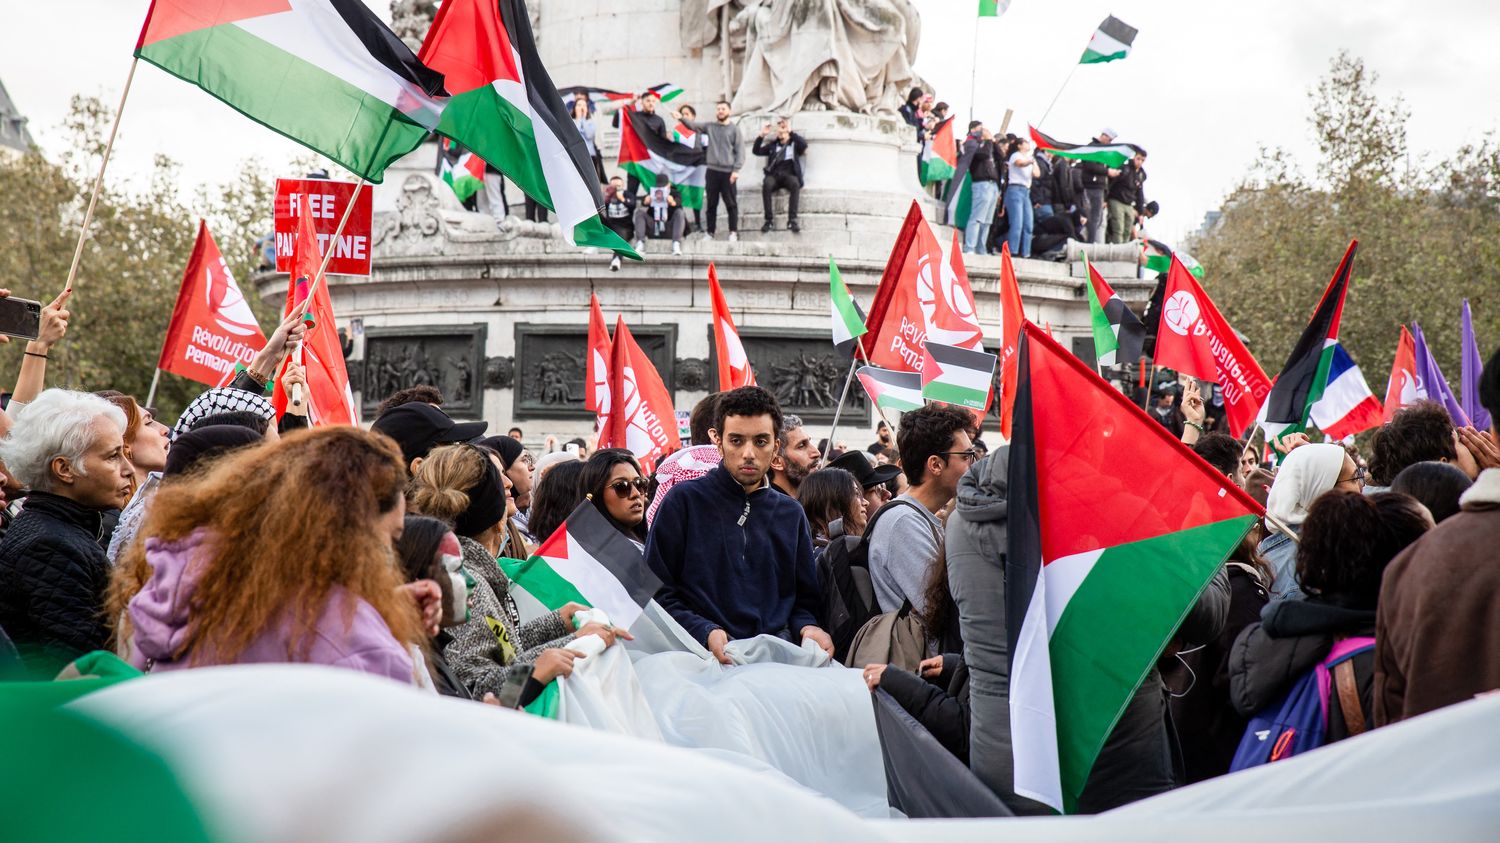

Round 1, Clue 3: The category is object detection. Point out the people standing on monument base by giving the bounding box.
[1003,136,1039,258]
[676,100,745,242]
[753,117,808,234]
[960,122,1001,254]
[1079,126,1119,244]
[1106,147,1149,244]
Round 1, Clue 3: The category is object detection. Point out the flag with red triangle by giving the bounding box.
[1152,257,1271,436]
[601,316,680,468]
[157,220,268,387]
[709,264,756,391]
[1006,322,1260,813]
[997,242,1025,439]
[271,194,357,426]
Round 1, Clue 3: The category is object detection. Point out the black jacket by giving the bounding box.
[0,492,113,675]
[1229,595,1376,743]
[1030,155,1055,205]
[753,132,808,185]
[1079,157,1112,190]
[881,653,971,763]
[1052,158,1078,208]
[1107,161,1148,211]
[963,136,1000,183]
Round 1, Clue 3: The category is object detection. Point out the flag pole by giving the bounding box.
[1141,361,1157,411]
[62,57,139,295]
[289,177,368,408]
[823,357,859,463]
[854,341,895,430]
[967,20,982,123]
[144,367,162,409]
[1036,61,1080,130]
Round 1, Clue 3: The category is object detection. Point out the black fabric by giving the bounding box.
[1030,213,1078,256]
[164,426,262,477]
[328,0,448,96]
[478,434,524,470]
[752,132,808,185]
[1030,155,1055,205]
[704,169,739,233]
[963,137,1000,183]
[1229,596,1377,725]
[427,633,474,701]
[828,450,901,490]
[871,689,1011,819]
[817,532,878,663]
[761,172,802,223]
[1004,336,1042,671]
[1261,244,1357,429]
[1079,156,1112,189]
[370,402,488,466]
[454,456,507,538]
[0,492,112,675]
[879,655,971,763]
[1106,161,1148,210]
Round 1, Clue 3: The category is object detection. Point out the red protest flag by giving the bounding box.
[271,194,357,426]
[586,292,612,417]
[709,263,756,391]
[997,241,1025,438]
[157,220,268,387]
[861,200,983,372]
[1152,256,1272,436]
[602,316,680,469]
[1383,324,1421,422]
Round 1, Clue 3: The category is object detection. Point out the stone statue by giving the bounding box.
[727,0,921,116]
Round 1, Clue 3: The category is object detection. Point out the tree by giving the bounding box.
[0,96,287,417]
[1190,52,1500,407]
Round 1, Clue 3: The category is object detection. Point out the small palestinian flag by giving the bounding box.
[672,120,699,148]
[643,82,685,102]
[441,147,486,202]
[830,258,868,358]
[978,0,1011,17]
[134,0,445,183]
[857,366,924,413]
[1144,239,1204,279]
[499,500,661,634]
[1080,15,1138,64]
[1007,323,1259,813]
[920,117,958,185]
[558,85,633,109]
[921,341,997,411]
[1261,240,1360,442]
[618,106,707,209]
[1029,126,1142,170]
[1084,258,1145,368]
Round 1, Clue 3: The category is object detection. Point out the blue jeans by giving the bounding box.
[1005,184,1034,257]
[1034,203,1054,222]
[963,180,1000,253]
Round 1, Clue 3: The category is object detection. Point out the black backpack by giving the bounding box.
[819,499,928,663]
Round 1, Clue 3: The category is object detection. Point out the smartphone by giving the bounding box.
[496,664,534,709]
[0,297,41,340]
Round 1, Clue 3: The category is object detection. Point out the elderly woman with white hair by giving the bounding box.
[0,389,134,674]
[1259,442,1365,602]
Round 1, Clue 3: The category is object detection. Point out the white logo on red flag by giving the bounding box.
[158,221,268,388]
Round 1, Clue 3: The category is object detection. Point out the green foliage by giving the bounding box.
[1191,52,1500,398]
[0,96,289,417]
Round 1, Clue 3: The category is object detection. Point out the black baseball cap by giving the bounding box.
[829,450,900,490]
[370,402,488,466]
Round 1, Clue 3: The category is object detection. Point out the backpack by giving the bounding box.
[818,499,928,663]
[845,599,927,673]
[1229,636,1375,771]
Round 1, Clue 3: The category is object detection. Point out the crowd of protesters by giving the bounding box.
[0,273,1496,816]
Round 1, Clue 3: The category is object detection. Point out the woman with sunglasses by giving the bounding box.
[579,449,650,547]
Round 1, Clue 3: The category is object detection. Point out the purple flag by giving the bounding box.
[1461,300,1491,430]
[1412,322,1471,428]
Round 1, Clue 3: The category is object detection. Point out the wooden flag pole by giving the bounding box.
[853,340,895,431]
[290,177,367,408]
[823,357,859,464]
[144,367,162,409]
[62,57,139,295]
[1036,61,1080,130]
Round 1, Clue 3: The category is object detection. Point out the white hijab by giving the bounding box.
[1265,443,1347,531]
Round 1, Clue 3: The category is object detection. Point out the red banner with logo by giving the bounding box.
[157,220,267,386]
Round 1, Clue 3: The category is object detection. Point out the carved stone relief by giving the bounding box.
[514,323,676,419]
[361,324,487,417]
[708,327,866,423]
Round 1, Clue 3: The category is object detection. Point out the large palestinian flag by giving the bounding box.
[1261,240,1363,442]
[618,106,707,209]
[134,0,446,183]
[421,0,636,257]
[1029,126,1142,170]
[1079,15,1138,64]
[943,142,978,229]
[920,117,958,186]
[1084,257,1144,368]
[1007,323,1259,813]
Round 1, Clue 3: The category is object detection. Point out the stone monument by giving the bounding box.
[256,0,1153,446]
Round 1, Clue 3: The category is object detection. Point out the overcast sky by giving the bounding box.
[3,0,1497,244]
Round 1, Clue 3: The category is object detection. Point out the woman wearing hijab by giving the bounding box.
[479,434,535,528]
[1260,443,1364,601]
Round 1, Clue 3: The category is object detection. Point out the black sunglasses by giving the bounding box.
[608,478,650,497]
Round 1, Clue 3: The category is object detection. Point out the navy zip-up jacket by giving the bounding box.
[645,464,822,646]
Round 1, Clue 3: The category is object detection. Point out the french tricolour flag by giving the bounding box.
[1309,342,1384,440]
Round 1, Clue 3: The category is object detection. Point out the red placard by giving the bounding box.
[273,179,374,277]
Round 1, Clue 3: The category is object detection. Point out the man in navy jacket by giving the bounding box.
[645,386,831,664]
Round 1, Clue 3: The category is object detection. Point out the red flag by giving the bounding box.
[861,200,983,372]
[1153,257,1271,436]
[945,231,991,417]
[997,242,1025,438]
[157,220,268,387]
[1383,325,1421,422]
[602,316,680,469]
[709,264,756,391]
[271,194,357,426]
[586,293,611,414]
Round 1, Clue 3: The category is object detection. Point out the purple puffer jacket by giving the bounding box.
[127,528,415,685]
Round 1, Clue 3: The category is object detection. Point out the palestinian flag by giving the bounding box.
[420,0,637,258]
[134,0,446,183]
[672,120,699,148]
[643,82,684,102]
[618,106,707,209]
[830,258,868,358]
[921,341,996,411]
[1029,126,1142,170]
[440,147,486,202]
[857,366,924,413]
[1007,323,1259,813]
[1261,240,1359,442]
[943,143,977,229]
[920,117,958,186]
[1143,239,1204,279]
[1084,257,1145,368]
[558,85,633,109]
[499,500,661,634]
[978,0,1011,16]
[1080,15,1138,64]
